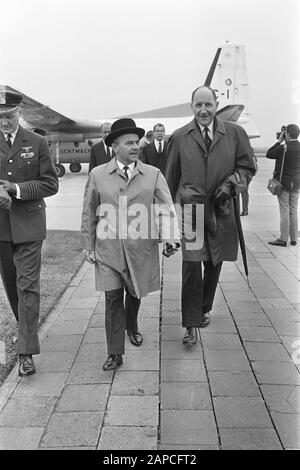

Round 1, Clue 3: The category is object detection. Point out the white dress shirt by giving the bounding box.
[199,122,214,141]
[3,126,19,145]
[102,139,110,156]
[2,126,21,198]
[154,139,164,153]
[117,160,135,180]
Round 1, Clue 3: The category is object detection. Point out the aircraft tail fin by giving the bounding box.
[204,48,222,86]
[127,44,251,119]
[118,43,260,137]
[216,104,244,122]
[210,44,250,111]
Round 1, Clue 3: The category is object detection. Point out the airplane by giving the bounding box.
[0,43,260,177]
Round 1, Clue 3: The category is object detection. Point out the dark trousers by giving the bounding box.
[105,286,141,355]
[181,260,222,327]
[0,242,18,320]
[0,240,42,354]
[241,189,249,212]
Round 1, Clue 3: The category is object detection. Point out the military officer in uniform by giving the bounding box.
[0,88,58,376]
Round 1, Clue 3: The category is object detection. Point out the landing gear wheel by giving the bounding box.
[55,164,66,177]
[69,163,82,173]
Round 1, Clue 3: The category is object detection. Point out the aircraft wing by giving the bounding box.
[216,104,244,122]
[3,85,101,138]
[3,85,75,131]
[121,102,192,119]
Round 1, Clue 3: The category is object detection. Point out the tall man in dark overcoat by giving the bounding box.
[0,89,58,375]
[165,86,256,345]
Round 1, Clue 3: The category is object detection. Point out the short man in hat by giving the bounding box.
[81,118,180,370]
[0,88,58,376]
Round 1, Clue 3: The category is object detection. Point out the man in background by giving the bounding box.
[139,130,154,150]
[267,124,300,247]
[139,123,168,175]
[240,148,257,216]
[88,122,112,173]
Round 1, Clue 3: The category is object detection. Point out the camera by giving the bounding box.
[276,126,286,139]
[162,242,181,257]
[166,242,180,252]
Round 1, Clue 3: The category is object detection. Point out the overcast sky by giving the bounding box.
[0,0,299,145]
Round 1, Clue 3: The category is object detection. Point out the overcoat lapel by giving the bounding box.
[107,157,125,180]
[130,159,145,182]
[185,120,207,154]
[209,118,226,152]
[185,118,227,154]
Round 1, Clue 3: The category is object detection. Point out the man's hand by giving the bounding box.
[213,180,233,204]
[162,242,180,257]
[278,130,286,143]
[0,180,16,195]
[213,172,243,204]
[0,186,12,210]
[82,250,96,264]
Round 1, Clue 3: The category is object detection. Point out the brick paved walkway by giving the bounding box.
[0,231,299,450]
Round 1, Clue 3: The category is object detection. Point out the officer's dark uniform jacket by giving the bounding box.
[0,126,58,242]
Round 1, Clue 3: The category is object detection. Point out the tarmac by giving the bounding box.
[0,159,299,450]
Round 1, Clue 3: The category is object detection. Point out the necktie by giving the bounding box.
[203,127,211,151]
[107,146,111,158]
[6,133,12,149]
[123,165,129,180]
[158,142,162,154]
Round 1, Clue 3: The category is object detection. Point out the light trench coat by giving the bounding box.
[81,158,180,297]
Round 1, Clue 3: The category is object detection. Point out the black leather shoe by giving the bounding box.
[103,354,123,371]
[240,210,248,216]
[127,331,143,347]
[199,312,210,328]
[182,327,197,345]
[18,355,36,376]
[291,241,297,246]
[268,239,287,247]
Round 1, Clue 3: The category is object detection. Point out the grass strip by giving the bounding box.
[0,230,84,384]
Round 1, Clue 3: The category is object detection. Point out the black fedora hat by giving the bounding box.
[105,118,145,147]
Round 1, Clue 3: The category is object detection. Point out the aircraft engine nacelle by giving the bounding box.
[32,128,46,136]
[46,133,85,143]
[48,139,100,177]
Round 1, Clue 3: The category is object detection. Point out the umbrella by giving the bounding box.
[233,193,249,284]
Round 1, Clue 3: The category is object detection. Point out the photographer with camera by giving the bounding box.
[267,124,300,247]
